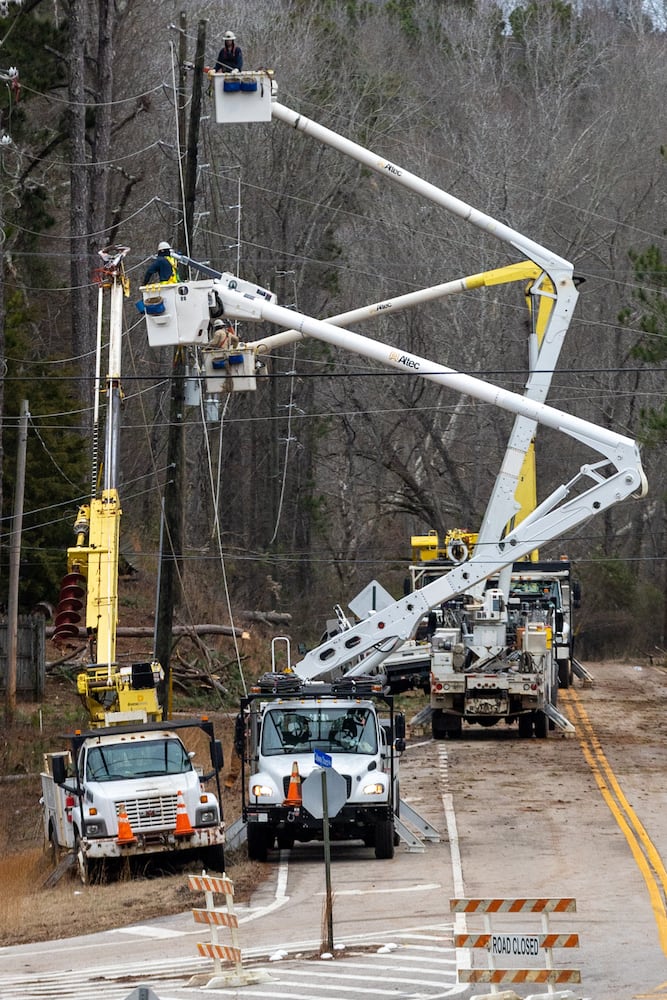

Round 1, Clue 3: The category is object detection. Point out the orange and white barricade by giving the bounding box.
[187,872,271,988]
[450,897,582,1000]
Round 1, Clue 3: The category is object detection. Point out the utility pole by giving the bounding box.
[155,16,207,709]
[5,399,28,725]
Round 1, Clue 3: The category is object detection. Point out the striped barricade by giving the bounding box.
[187,872,271,988]
[450,898,581,998]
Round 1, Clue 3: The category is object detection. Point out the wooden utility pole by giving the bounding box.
[155,15,207,708]
[5,399,28,725]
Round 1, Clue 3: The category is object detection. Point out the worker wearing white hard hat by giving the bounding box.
[142,241,178,285]
[215,30,243,73]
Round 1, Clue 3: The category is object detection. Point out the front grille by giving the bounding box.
[117,795,177,831]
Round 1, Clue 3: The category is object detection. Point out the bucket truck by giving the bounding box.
[42,248,226,883]
[136,75,646,854]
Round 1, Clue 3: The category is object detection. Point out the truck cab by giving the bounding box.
[41,719,226,883]
[240,677,404,861]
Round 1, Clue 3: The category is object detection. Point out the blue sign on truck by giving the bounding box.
[314,748,332,768]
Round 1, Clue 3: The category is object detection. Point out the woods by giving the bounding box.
[0,0,666,666]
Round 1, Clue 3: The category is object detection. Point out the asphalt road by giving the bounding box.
[0,660,665,1000]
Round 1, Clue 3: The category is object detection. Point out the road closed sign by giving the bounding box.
[490,934,540,958]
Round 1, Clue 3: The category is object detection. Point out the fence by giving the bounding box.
[0,615,45,698]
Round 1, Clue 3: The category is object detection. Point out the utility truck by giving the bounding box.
[424,555,580,739]
[381,533,586,737]
[139,69,646,795]
[238,671,404,861]
[43,248,225,882]
[41,718,226,883]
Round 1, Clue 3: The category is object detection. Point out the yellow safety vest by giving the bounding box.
[164,254,179,284]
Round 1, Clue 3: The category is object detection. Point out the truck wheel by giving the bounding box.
[374,819,395,860]
[432,710,461,740]
[534,711,548,739]
[276,829,294,850]
[518,713,533,738]
[558,659,572,688]
[202,845,226,873]
[432,709,446,740]
[48,823,60,867]
[247,823,269,862]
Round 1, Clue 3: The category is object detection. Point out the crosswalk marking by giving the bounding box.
[0,928,461,1000]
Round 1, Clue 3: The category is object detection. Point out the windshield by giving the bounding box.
[85,738,193,782]
[261,707,378,756]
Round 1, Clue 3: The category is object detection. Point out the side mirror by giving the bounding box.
[52,755,67,785]
[555,610,564,633]
[394,713,406,741]
[210,739,224,771]
[394,737,406,753]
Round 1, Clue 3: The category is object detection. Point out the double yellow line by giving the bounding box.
[562,688,667,955]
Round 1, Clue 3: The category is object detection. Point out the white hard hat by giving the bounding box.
[223,30,236,40]
[158,241,171,251]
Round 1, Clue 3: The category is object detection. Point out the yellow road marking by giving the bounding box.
[562,689,667,955]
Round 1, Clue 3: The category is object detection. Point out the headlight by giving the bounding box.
[84,820,108,837]
[361,782,385,796]
[251,784,274,798]
[195,806,219,826]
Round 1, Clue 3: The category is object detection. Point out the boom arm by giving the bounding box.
[153,279,644,680]
[267,98,580,583]
[143,77,646,682]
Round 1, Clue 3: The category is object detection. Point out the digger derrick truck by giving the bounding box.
[42,248,225,882]
[408,545,582,739]
[383,533,587,738]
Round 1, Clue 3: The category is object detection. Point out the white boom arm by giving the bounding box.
[156,79,644,681]
[266,99,582,586]
[201,281,646,680]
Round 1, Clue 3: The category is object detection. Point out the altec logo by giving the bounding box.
[389,350,420,370]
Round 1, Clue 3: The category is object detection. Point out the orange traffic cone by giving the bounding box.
[116,803,137,845]
[283,761,302,806]
[174,789,195,837]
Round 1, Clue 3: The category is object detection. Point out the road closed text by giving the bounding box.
[491,934,540,957]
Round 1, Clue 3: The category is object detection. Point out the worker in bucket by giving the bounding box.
[215,30,243,73]
[142,242,178,285]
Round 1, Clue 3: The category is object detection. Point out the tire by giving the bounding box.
[74,830,88,885]
[558,659,572,689]
[432,710,461,740]
[534,711,548,739]
[432,709,446,740]
[518,713,533,738]
[202,844,226,873]
[76,845,102,884]
[48,823,60,867]
[246,823,269,862]
[276,829,294,851]
[374,819,395,860]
